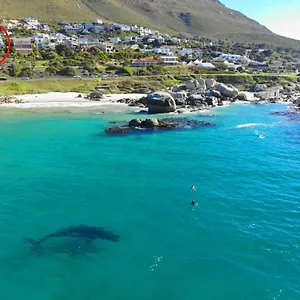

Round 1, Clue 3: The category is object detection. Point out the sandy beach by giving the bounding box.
[0,92,146,113]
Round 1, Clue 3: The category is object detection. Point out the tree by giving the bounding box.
[8,64,21,77]
[45,66,58,75]
[19,67,33,78]
[58,66,77,76]
[116,66,133,76]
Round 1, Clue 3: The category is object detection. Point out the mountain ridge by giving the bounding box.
[1,0,300,49]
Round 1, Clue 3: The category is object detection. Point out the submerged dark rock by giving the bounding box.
[105,117,216,135]
[270,111,300,122]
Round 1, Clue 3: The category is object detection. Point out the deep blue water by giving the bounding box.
[0,103,299,300]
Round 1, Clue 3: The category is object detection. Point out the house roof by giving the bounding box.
[132,59,157,63]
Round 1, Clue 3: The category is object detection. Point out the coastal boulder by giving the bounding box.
[197,77,207,90]
[237,93,248,101]
[141,118,159,128]
[206,78,217,89]
[205,97,218,106]
[171,91,188,101]
[208,90,222,99]
[129,119,142,127]
[88,91,103,100]
[185,80,200,90]
[146,91,176,114]
[251,84,267,92]
[215,83,239,98]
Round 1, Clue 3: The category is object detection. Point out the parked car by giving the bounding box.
[73,75,81,79]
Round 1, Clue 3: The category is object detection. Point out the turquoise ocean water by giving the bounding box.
[0,103,299,300]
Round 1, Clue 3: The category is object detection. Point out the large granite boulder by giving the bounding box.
[208,90,222,99]
[87,91,103,100]
[141,118,160,128]
[197,77,207,89]
[185,80,200,90]
[205,97,218,106]
[170,84,185,92]
[215,83,239,98]
[206,78,217,89]
[171,91,188,100]
[237,93,248,101]
[251,84,267,92]
[146,91,176,114]
[129,119,142,127]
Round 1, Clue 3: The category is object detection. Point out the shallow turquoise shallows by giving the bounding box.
[0,103,299,300]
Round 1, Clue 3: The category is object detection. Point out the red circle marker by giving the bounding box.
[0,26,11,65]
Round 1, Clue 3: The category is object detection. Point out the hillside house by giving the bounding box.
[158,56,178,65]
[64,24,84,34]
[109,37,121,44]
[216,53,250,64]
[114,24,131,32]
[131,58,158,67]
[79,37,100,47]
[171,37,181,44]
[153,48,174,56]
[156,36,165,44]
[39,24,50,31]
[124,36,134,44]
[12,38,33,54]
[22,18,39,30]
[91,25,105,34]
[98,42,114,53]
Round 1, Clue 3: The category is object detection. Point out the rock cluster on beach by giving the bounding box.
[0,96,23,104]
[85,76,300,114]
[104,117,216,135]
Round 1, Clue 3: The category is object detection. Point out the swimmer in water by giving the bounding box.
[190,185,196,191]
[191,200,198,206]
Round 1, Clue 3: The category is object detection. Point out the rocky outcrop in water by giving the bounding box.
[105,117,216,135]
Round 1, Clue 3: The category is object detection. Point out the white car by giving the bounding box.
[73,75,81,78]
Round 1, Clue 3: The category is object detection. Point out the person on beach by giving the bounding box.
[190,185,196,191]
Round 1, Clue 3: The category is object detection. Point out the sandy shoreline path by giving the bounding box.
[0,92,146,113]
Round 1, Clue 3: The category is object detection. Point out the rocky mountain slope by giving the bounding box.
[1,0,299,48]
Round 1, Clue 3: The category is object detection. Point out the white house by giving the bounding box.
[114,24,131,31]
[95,19,103,24]
[22,18,40,29]
[91,26,105,33]
[98,42,114,53]
[39,24,50,31]
[124,36,133,43]
[179,48,193,56]
[79,37,100,47]
[171,37,181,44]
[64,24,84,34]
[33,37,55,50]
[153,48,174,56]
[156,36,165,44]
[131,25,139,33]
[147,38,155,44]
[64,25,77,34]
[158,56,178,65]
[216,53,250,63]
[109,37,121,44]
